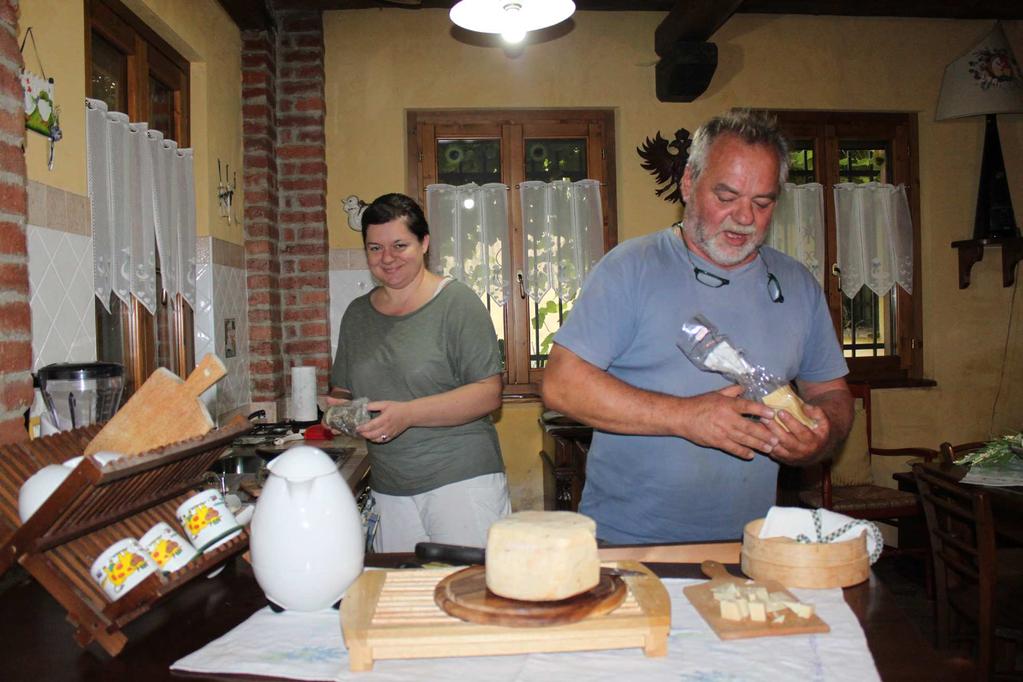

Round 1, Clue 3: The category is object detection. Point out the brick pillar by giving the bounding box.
[0,0,33,444]
[276,10,331,395]
[242,29,285,403]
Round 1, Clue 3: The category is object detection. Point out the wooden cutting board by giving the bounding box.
[683,560,830,640]
[434,565,627,627]
[341,562,670,672]
[84,354,226,456]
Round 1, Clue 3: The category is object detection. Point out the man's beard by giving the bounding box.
[685,214,765,267]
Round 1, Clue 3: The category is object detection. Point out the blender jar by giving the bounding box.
[37,362,124,431]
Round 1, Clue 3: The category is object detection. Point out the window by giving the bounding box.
[408,110,618,395]
[774,112,923,384]
[87,0,193,395]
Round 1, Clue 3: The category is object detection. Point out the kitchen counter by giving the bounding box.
[0,543,974,681]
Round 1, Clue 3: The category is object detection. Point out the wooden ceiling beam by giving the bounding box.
[216,0,276,32]
[654,0,744,55]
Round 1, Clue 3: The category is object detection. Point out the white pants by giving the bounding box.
[371,473,512,553]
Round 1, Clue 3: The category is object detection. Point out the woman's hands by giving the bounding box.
[356,400,412,444]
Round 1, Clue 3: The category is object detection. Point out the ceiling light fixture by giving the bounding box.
[449,0,576,45]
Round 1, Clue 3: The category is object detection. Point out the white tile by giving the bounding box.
[330,268,372,357]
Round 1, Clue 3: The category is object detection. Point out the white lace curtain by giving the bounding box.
[85,98,196,314]
[519,179,603,303]
[833,182,913,297]
[424,183,511,305]
[766,182,826,287]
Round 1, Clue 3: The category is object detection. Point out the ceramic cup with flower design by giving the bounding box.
[140,521,197,573]
[89,537,157,601]
[175,489,241,553]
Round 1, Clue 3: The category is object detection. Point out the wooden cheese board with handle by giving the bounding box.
[434,564,627,627]
[340,561,670,672]
[683,560,830,640]
[85,354,226,457]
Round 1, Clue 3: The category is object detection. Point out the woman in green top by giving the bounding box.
[328,193,511,552]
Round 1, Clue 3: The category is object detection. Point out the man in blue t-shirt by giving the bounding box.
[542,109,853,544]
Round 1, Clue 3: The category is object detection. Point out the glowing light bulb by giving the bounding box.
[500,3,526,44]
[463,197,476,210]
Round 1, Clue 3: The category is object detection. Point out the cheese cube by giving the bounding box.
[719,598,749,621]
[485,511,599,601]
[784,600,815,619]
[748,600,767,622]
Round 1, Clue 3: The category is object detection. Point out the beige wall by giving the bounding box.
[324,10,1023,505]
[19,0,244,242]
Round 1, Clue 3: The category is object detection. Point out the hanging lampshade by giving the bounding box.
[450,0,576,45]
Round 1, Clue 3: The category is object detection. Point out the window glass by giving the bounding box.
[437,139,501,186]
[524,139,587,183]
[838,141,892,359]
[149,76,173,139]
[90,32,126,112]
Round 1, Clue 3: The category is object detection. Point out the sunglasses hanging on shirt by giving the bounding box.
[680,225,784,303]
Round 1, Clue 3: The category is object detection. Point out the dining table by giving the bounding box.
[0,542,975,681]
[895,460,1023,545]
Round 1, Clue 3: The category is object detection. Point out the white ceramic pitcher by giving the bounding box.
[250,445,364,611]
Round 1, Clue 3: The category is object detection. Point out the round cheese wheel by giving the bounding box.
[485,511,600,601]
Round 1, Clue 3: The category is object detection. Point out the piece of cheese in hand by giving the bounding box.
[485,511,600,602]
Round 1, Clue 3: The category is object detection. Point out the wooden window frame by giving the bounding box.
[86,0,193,395]
[408,109,618,398]
[773,111,924,386]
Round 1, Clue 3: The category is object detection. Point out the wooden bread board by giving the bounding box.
[683,560,829,640]
[85,354,226,456]
[340,561,669,672]
[434,565,627,627]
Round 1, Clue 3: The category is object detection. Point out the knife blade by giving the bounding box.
[414,542,644,577]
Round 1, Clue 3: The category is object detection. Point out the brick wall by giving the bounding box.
[242,29,284,403]
[242,9,331,406]
[0,0,32,444]
[276,10,331,395]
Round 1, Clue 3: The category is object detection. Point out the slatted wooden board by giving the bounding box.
[340,561,670,672]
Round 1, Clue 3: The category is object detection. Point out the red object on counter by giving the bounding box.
[302,424,331,440]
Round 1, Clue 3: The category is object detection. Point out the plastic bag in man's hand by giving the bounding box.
[324,397,371,437]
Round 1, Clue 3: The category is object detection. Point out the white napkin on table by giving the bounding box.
[758,506,884,564]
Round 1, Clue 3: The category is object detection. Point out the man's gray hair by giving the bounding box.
[685,109,789,186]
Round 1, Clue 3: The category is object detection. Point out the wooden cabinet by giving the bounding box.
[539,413,592,512]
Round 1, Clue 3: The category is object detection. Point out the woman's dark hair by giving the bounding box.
[360,193,429,244]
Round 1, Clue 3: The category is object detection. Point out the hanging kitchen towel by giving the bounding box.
[759,506,884,564]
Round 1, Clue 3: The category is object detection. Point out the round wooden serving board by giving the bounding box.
[434,565,627,627]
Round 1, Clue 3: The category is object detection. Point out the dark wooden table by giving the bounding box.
[0,549,974,681]
[896,461,1023,545]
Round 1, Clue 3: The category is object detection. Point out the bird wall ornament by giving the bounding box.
[637,128,691,204]
[343,195,368,232]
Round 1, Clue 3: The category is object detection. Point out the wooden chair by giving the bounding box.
[912,463,1023,680]
[940,441,987,465]
[796,383,938,557]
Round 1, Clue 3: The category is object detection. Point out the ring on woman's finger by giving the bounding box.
[380,434,389,441]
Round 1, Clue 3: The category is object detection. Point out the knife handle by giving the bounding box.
[415,542,485,565]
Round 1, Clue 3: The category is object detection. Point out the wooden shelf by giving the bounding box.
[0,416,253,656]
[951,237,1023,289]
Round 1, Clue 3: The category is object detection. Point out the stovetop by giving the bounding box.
[232,421,299,447]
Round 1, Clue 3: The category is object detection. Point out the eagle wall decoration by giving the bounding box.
[637,128,691,204]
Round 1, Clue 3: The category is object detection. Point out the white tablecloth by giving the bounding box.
[171,578,880,681]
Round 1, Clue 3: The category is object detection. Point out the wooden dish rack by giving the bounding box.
[0,414,252,656]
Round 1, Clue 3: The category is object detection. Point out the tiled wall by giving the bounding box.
[328,248,372,362]
[28,182,252,424]
[196,236,251,423]
[26,182,96,369]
